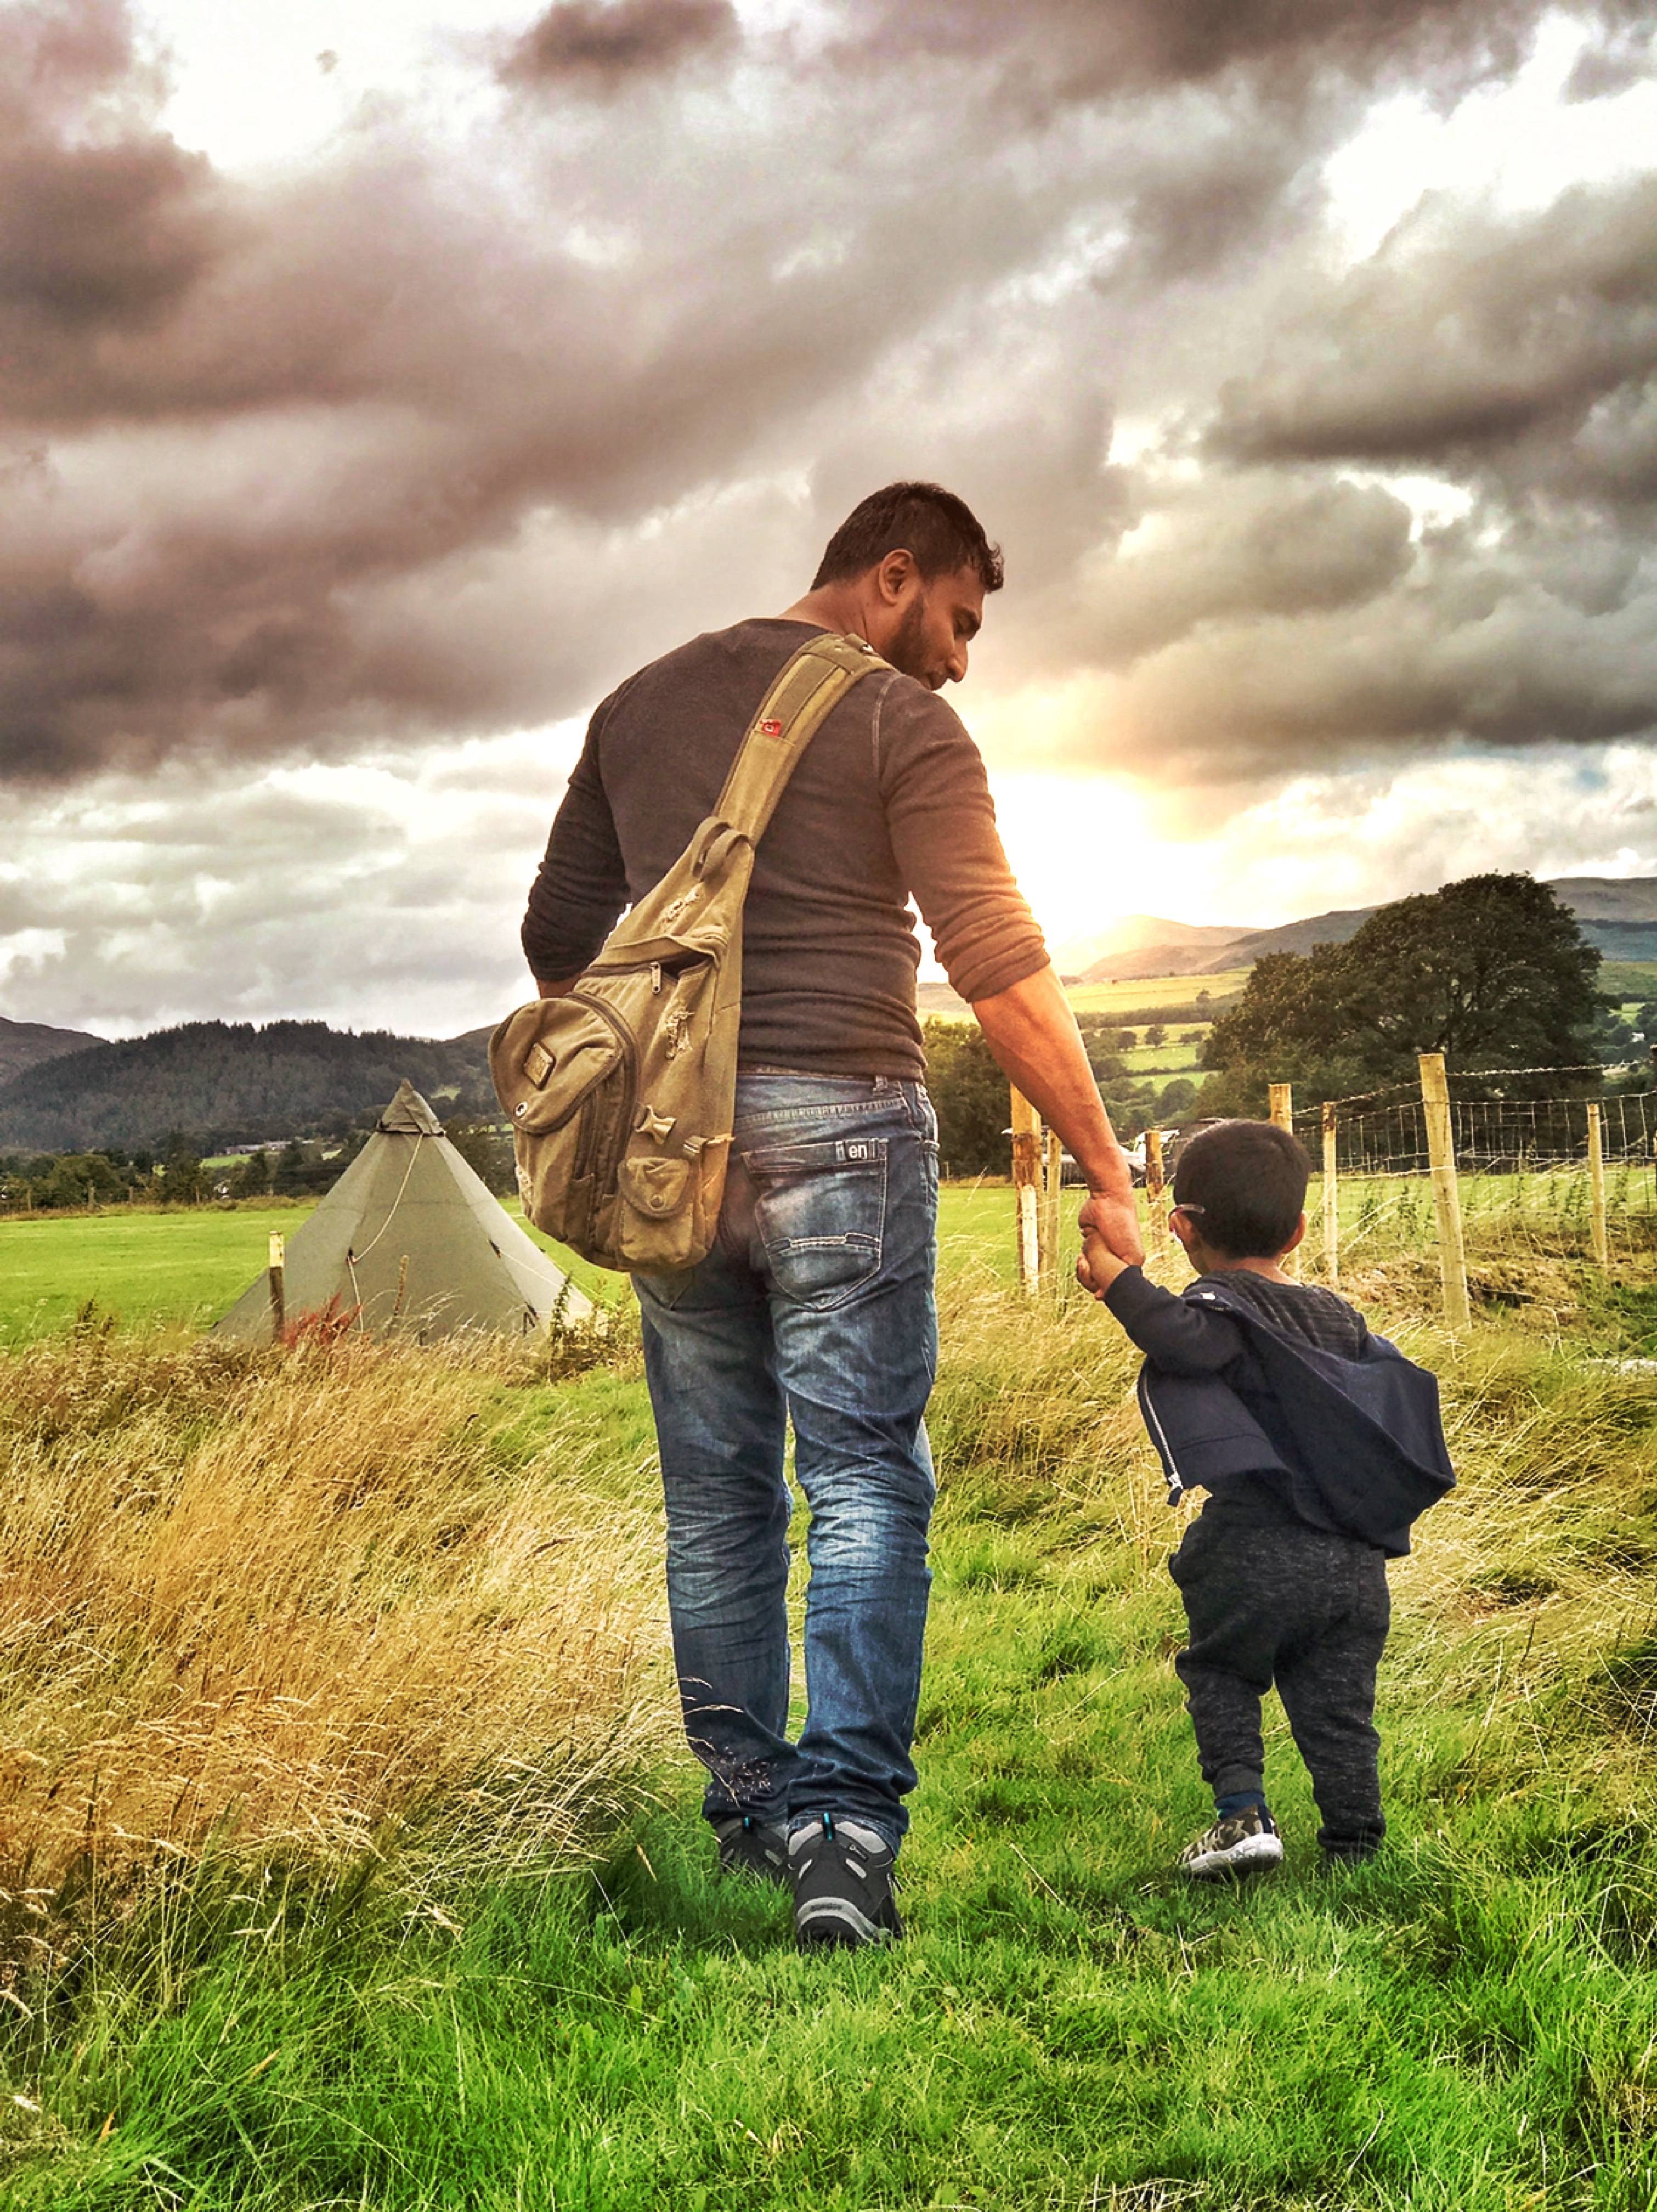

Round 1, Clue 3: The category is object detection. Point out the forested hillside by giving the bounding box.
[0,1016,102,1086]
[0,1021,497,1152]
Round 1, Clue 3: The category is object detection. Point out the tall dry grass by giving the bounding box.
[0,1327,670,1898]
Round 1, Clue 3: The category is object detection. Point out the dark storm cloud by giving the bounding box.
[499,0,737,89]
[1087,473,1416,664]
[841,0,1577,106]
[1,0,1654,802]
[1206,171,1657,504]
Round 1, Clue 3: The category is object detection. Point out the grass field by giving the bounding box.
[0,1200,623,1343]
[3,1200,1657,2205]
[1064,969,1249,1017]
[1600,961,1657,1000]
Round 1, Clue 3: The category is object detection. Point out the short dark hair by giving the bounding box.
[1172,1119,1309,1260]
[811,482,1004,594]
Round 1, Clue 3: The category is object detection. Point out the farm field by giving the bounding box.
[3,1189,1657,2205]
[1600,960,1657,1001]
[920,975,1245,1025]
[1120,1035,1205,1075]
[1064,968,1249,1017]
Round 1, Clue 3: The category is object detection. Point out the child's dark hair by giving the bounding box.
[1172,1119,1309,1259]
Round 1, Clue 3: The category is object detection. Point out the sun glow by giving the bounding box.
[980,772,1179,970]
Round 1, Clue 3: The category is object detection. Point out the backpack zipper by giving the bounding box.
[567,992,640,1186]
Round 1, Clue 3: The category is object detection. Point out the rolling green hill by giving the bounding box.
[0,1020,497,1154]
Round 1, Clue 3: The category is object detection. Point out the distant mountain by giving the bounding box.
[1547,878,1657,922]
[0,1015,103,1087]
[1076,878,1657,985]
[1053,915,1252,976]
[0,1020,496,1154]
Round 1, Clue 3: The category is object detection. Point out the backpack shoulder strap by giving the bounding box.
[715,633,886,845]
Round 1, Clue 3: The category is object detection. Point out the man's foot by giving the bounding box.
[1178,1804,1283,1880]
[789,1815,902,1949]
[713,1815,789,1886]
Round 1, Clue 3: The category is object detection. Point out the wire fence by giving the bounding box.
[1280,1059,1657,1307]
[1008,1056,1657,1318]
[1304,1086,1656,1181]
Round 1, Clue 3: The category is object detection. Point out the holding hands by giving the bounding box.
[1076,1186,1143,1299]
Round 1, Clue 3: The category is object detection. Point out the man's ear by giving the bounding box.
[875,548,918,605]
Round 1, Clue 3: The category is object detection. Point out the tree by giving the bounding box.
[158,1134,206,1205]
[1145,1023,1167,1050]
[1200,874,1602,1113]
[233,1150,273,1198]
[270,1140,310,1197]
[921,1020,1010,1176]
[445,1119,516,1197]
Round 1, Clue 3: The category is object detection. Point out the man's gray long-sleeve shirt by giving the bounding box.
[521,618,1048,1080]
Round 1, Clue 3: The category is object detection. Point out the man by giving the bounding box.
[521,482,1141,1949]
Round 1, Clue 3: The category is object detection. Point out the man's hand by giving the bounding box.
[1078,1186,1144,1278]
[1076,1225,1130,1299]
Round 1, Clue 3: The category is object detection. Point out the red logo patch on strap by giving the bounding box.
[760,719,784,736]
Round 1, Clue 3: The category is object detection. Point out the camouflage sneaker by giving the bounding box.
[712,1815,789,1886]
[1178,1804,1283,1880]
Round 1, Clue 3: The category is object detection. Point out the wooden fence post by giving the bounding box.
[1010,1086,1042,1295]
[1322,1101,1339,1291]
[1587,1102,1608,1268]
[1418,1052,1471,1329]
[1144,1125,1166,1256]
[268,1231,286,1336]
[1042,1128,1065,1290]
[1268,1082,1300,1278]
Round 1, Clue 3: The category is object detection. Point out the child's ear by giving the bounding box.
[1169,1207,1197,1255]
[1283,1212,1308,1255]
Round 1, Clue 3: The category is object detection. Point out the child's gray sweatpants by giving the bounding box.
[1169,1509,1390,1858]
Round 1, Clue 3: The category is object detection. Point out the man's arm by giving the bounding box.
[521,707,629,991]
[872,685,1144,1265]
[972,964,1143,1266]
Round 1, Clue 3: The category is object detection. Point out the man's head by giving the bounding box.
[1170,1119,1310,1264]
[809,482,1003,690]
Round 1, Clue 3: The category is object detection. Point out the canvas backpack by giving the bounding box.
[490,631,885,1273]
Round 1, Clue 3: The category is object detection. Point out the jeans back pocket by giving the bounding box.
[742,1134,888,1309]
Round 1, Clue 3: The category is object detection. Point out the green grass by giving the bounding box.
[1599,962,1657,1000]
[0,1201,621,1342]
[5,1199,1657,2206]
[0,1205,319,1345]
[3,1285,1656,2208]
[1121,1038,1206,1075]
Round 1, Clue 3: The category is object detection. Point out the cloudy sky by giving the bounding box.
[5,0,1657,1039]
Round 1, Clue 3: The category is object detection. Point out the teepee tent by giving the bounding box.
[216,1082,591,1341]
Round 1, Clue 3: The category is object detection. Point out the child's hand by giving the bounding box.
[1076,1225,1132,1299]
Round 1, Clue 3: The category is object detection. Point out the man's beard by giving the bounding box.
[885,597,939,689]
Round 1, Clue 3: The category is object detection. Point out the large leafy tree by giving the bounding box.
[1200,874,1603,1112]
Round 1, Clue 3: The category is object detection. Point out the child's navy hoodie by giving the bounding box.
[1103,1266,1455,1557]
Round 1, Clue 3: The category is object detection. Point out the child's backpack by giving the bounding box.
[489,633,884,1273]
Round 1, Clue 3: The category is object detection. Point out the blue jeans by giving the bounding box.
[633,1074,939,1851]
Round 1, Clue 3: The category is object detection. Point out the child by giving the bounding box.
[1078,1118,1454,1878]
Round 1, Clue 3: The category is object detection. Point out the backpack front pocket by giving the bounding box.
[492,1001,624,1137]
[743,1135,887,1308]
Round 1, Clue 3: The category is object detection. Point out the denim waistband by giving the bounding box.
[733,1071,933,1136]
